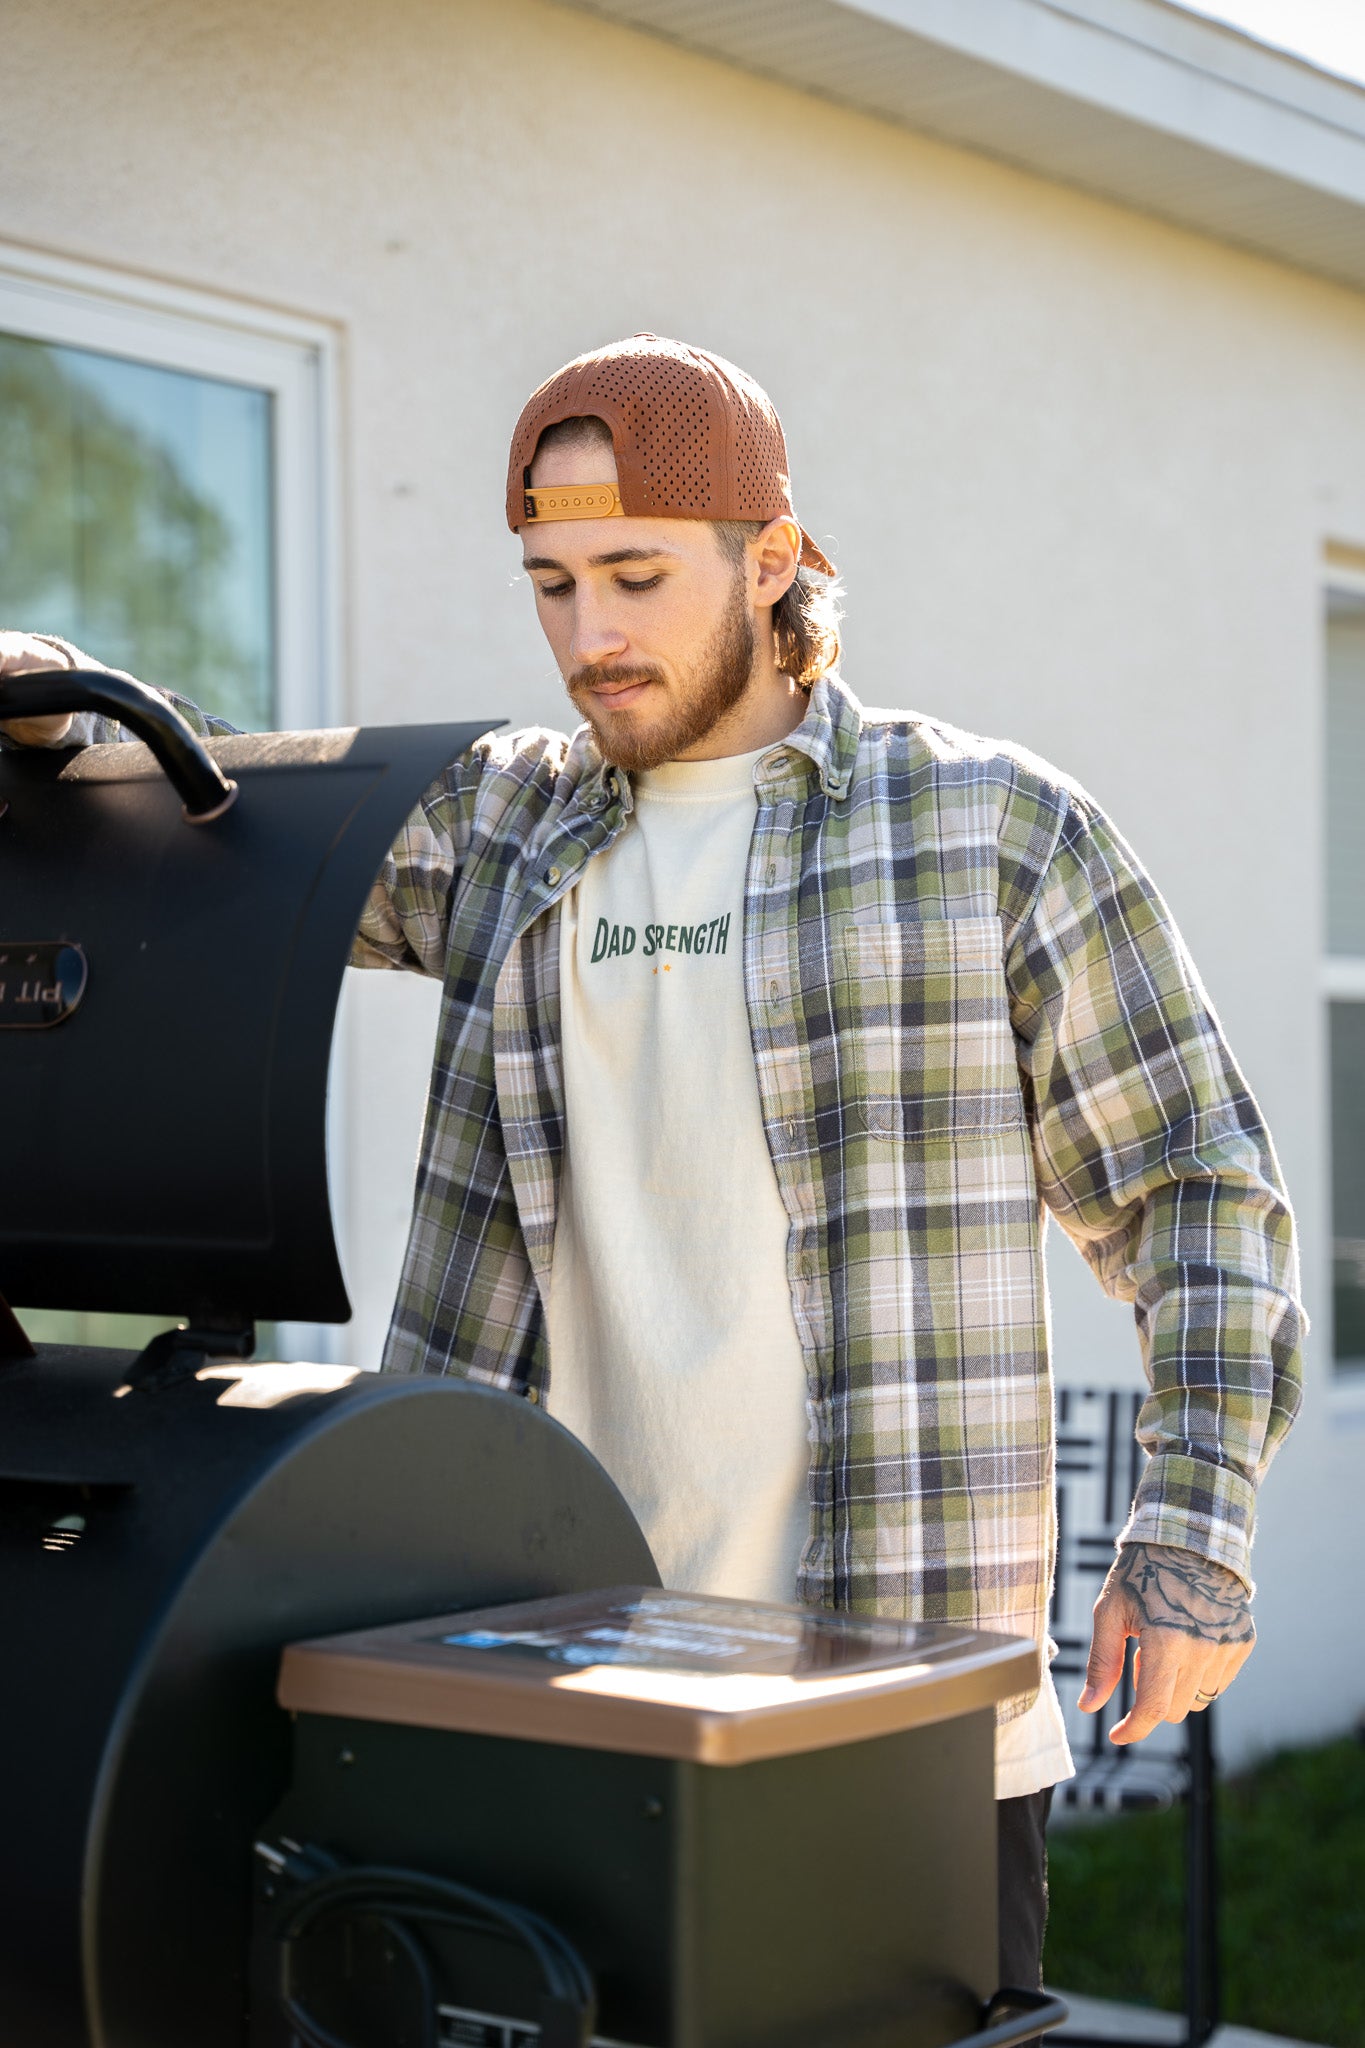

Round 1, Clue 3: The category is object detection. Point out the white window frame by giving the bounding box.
[0,240,341,731]
[1324,556,1365,1415]
[0,242,352,1360]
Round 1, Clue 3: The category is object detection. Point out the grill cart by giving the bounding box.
[255,1586,1058,2048]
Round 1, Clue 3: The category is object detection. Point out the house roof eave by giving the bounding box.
[556,0,1365,294]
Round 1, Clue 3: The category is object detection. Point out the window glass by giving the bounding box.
[0,330,274,729]
[1331,999,1365,1371]
[1327,598,1365,1373]
[1326,605,1365,957]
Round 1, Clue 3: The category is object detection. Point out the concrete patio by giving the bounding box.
[1053,1992,1323,2048]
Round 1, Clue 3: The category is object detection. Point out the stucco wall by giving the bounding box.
[5,0,1365,1763]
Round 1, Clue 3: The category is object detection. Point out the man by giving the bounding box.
[0,333,1303,1990]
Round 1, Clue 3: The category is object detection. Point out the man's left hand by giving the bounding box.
[1079,1541,1255,1744]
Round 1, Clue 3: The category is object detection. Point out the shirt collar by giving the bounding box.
[569,725,634,816]
[780,672,861,800]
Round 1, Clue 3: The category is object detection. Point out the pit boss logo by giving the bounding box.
[0,943,88,1028]
[589,912,732,965]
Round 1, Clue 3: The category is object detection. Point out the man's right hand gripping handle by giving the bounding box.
[0,632,111,746]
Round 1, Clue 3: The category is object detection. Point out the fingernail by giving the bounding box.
[1078,1685,1098,1710]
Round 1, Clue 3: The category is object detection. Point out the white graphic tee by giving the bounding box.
[547,744,810,1605]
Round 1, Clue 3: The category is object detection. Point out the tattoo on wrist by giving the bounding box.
[1109,1543,1255,1645]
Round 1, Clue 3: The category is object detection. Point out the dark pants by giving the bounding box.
[997,1787,1053,1990]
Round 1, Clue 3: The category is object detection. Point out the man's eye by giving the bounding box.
[536,582,573,599]
[618,576,663,593]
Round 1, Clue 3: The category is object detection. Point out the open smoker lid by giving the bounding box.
[0,711,491,1325]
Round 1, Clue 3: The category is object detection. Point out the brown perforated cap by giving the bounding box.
[506,333,835,576]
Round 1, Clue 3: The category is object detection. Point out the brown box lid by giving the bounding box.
[278,1586,1039,1767]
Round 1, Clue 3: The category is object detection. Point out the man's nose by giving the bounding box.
[569,591,629,668]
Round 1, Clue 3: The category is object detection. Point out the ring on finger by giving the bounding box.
[1194,1689,1219,1704]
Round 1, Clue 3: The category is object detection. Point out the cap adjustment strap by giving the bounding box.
[522,483,624,523]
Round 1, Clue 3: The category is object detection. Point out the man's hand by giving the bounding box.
[1080,1541,1255,1744]
[0,632,84,746]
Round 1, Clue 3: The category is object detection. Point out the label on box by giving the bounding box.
[440,1587,961,1679]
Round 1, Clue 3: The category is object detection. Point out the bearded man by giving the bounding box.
[0,333,1304,1992]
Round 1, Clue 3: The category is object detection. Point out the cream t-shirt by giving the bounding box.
[547,745,810,1605]
[545,742,1072,1799]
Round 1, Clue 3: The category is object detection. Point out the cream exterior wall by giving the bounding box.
[5,0,1365,1764]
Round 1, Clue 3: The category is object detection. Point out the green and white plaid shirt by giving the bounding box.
[42,667,1302,1699]
[349,674,1303,1693]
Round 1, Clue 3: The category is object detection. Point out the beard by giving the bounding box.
[565,574,756,774]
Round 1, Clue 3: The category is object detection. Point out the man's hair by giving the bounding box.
[533,416,614,464]
[712,522,842,689]
[531,415,843,689]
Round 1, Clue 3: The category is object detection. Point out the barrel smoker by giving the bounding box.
[0,674,1064,2048]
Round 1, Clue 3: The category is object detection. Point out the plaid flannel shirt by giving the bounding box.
[36,668,1302,1698]
[351,675,1303,1695]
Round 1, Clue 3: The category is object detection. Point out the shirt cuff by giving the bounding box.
[1117,1450,1258,1597]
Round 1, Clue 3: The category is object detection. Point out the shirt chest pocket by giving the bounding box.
[840,917,1025,1137]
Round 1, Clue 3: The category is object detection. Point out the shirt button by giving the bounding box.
[545,865,561,887]
[766,862,777,886]
[526,1386,541,1406]
[769,979,782,1002]
[587,792,606,812]
[785,1117,798,1140]
[763,752,786,775]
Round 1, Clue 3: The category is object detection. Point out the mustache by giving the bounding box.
[568,662,665,696]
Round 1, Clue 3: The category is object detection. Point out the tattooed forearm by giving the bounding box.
[1109,1543,1255,1646]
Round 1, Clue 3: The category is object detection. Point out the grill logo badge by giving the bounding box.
[0,943,88,1028]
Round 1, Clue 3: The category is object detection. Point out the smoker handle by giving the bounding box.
[945,1988,1069,2048]
[0,668,238,822]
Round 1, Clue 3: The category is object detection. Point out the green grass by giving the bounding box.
[1045,1736,1365,2047]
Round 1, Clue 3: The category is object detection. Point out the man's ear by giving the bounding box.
[750,517,801,607]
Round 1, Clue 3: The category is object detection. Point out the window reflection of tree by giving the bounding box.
[0,333,270,731]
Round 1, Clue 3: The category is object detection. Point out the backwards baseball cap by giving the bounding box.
[506,333,835,577]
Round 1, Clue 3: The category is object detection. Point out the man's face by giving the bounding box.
[519,438,756,772]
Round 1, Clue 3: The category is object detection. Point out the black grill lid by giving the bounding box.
[0,709,491,1325]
